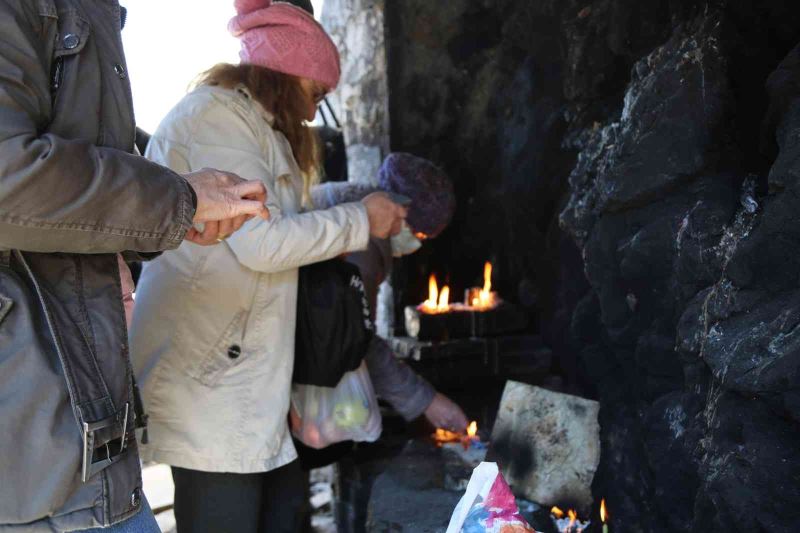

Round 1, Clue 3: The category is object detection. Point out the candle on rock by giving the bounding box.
[600,498,609,533]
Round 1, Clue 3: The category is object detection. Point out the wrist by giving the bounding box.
[186,180,198,211]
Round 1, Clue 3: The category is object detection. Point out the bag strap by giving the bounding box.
[318,103,330,127]
[316,97,342,130]
[323,97,342,129]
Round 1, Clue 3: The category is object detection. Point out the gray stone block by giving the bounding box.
[489,381,600,513]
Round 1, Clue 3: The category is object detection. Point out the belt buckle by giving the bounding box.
[81,403,130,482]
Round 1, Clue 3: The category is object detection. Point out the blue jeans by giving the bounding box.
[77,496,160,532]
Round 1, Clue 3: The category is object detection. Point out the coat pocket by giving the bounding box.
[182,310,246,387]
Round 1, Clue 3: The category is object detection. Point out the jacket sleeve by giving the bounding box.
[0,2,194,253]
[344,238,435,419]
[186,102,370,274]
[310,182,380,209]
[365,337,436,421]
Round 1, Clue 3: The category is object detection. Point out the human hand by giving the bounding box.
[424,392,468,433]
[362,192,407,238]
[183,168,269,245]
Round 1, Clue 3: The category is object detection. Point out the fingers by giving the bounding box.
[198,220,220,245]
[452,409,469,432]
[389,204,408,236]
[230,199,270,221]
[236,181,268,217]
[185,216,257,245]
[363,192,409,238]
[228,179,269,220]
[424,393,469,432]
[390,217,404,236]
[234,180,268,202]
[447,399,468,432]
[186,233,215,246]
[186,221,222,246]
[185,227,199,242]
[216,218,235,240]
[185,169,269,222]
[230,214,250,233]
[182,169,271,244]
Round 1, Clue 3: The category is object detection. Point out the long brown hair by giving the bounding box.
[194,63,321,203]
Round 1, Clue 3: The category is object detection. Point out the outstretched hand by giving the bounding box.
[424,392,468,433]
[182,168,269,246]
[362,192,408,239]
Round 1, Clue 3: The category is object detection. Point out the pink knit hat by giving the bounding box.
[228,0,341,89]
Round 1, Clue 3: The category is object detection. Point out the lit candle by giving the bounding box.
[600,498,609,533]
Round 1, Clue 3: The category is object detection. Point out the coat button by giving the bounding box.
[130,487,141,508]
[113,63,127,79]
[63,33,80,49]
[227,345,241,359]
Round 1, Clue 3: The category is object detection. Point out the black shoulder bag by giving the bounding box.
[293,258,374,387]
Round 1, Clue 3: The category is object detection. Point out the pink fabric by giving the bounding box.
[228,0,341,89]
[117,254,135,329]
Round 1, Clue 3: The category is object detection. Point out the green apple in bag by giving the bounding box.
[333,399,369,428]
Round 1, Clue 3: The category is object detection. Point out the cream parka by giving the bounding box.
[129,84,370,473]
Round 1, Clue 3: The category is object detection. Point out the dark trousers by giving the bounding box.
[171,461,308,533]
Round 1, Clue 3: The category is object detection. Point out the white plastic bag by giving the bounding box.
[290,361,382,449]
[446,462,536,533]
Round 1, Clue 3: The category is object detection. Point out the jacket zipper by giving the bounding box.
[51,56,64,96]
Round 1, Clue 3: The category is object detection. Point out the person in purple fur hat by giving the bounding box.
[311,154,466,430]
[378,152,456,240]
[312,152,457,253]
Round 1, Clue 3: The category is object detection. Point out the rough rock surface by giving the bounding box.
[489,382,600,513]
[384,1,800,531]
[365,441,461,533]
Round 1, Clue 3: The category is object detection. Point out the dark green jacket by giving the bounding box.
[0,0,194,530]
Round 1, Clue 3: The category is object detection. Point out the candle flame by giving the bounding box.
[467,421,477,437]
[438,285,450,311]
[568,509,577,528]
[424,274,438,312]
[422,274,450,313]
[478,262,493,308]
[600,499,608,523]
[432,427,461,445]
[466,262,497,310]
[551,506,564,519]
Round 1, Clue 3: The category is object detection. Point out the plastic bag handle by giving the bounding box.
[445,462,500,533]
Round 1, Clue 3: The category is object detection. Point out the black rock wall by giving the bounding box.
[385,1,800,531]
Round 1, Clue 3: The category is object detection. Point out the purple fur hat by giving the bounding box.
[377,153,455,238]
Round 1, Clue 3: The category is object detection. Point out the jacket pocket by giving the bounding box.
[182,310,246,387]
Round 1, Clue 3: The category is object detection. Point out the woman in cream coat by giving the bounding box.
[128,2,406,531]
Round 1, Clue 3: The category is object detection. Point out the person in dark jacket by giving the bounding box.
[288,155,466,532]
[0,1,268,531]
[283,0,466,429]
[312,153,467,429]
